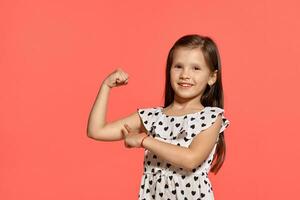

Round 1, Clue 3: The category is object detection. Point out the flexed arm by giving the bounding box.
[87,68,134,140]
[86,82,111,136]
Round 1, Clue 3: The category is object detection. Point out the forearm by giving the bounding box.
[87,82,111,135]
[142,136,194,171]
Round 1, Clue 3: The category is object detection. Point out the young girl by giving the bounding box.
[87,34,230,200]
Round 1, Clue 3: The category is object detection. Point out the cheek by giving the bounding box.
[170,71,177,82]
[193,77,207,88]
[170,74,178,89]
[170,77,176,88]
[195,74,209,83]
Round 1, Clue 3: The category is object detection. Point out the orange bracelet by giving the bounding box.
[140,135,149,148]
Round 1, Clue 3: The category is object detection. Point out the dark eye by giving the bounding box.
[194,66,200,70]
[174,65,182,68]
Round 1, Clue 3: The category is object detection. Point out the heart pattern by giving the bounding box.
[137,106,230,199]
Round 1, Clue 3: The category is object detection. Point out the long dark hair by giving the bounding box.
[163,34,226,174]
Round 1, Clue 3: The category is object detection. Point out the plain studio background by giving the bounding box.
[1,0,299,199]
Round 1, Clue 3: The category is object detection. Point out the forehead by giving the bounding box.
[172,47,208,66]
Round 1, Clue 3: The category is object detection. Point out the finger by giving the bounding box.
[115,73,124,83]
[120,71,129,81]
[124,142,130,148]
[119,71,126,80]
[123,72,129,83]
[119,70,129,82]
[116,76,124,83]
[123,124,129,132]
[124,124,131,131]
[115,78,121,85]
[121,129,128,137]
[117,71,126,82]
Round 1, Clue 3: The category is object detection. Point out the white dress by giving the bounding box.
[137,106,230,200]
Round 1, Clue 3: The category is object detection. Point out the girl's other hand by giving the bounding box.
[121,124,147,148]
[103,67,129,88]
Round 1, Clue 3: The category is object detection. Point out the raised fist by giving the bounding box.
[103,68,129,88]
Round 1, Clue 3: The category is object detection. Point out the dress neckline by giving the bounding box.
[157,106,207,118]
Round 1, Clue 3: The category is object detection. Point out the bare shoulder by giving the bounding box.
[88,109,144,141]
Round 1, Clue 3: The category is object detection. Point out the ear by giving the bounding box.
[208,70,218,86]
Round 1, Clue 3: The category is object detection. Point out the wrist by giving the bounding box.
[101,80,112,90]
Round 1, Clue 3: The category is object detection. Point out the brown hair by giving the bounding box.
[163,34,226,174]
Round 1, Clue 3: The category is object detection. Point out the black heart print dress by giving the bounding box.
[137,106,230,200]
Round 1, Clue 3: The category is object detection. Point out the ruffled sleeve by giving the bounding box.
[137,107,159,134]
[186,107,230,139]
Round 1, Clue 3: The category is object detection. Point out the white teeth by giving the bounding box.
[179,83,192,87]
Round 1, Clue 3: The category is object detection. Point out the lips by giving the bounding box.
[178,82,193,87]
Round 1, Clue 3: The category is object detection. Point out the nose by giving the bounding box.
[179,68,191,79]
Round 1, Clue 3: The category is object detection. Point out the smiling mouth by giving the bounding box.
[178,83,193,88]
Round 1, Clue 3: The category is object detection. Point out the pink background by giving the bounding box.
[1,0,299,199]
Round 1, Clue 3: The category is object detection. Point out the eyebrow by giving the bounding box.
[173,62,201,67]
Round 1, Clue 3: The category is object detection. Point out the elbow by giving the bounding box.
[87,128,107,141]
[186,161,196,172]
[86,127,94,138]
[87,129,100,140]
[87,131,95,139]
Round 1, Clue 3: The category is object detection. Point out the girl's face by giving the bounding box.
[170,47,217,102]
